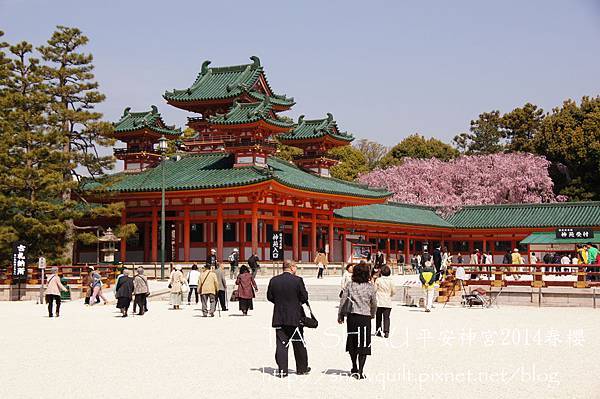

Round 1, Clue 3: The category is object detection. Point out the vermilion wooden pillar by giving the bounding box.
[217,201,224,262]
[311,212,317,261]
[240,221,246,261]
[328,220,334,262]
[386,237,391,260]
[151,206,158,262]
[183,203,190,262]
[120,208,127,263]
[292,210,299,261]
[251,202,258,256]
[144,222,150,262]
[273,202,280,231]
[342,233,347,263]
[404,237,410,265]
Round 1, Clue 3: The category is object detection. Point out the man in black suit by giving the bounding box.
[266,260,310,377]
[433,245,442,273]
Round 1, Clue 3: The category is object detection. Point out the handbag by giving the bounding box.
[181,282,189,294]
[301,302,318,329]
[339,283,354,316]
[230,289,239,302]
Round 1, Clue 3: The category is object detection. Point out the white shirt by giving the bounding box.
[561,256,571,265]
[572,257,579,264]
[530,255,537,264]
[187,269,201,285]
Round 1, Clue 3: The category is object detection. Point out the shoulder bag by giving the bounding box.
[339,282,354,316]
[301,302,318,329]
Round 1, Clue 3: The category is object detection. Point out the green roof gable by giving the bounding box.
[520,231,600,245]
[114,106,182,137]
[447,202,600,229]
[163,56,294,106]
[208,98,293,128]
[334,202,452,228]
[279,113,354,142]
[101,154,390,199]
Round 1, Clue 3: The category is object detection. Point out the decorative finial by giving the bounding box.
[250,55,261,67]
[201,60,212,74]
[327,112,333,122]
[151,105,158,114]
[298,115,305,124]
[123,107,131,117]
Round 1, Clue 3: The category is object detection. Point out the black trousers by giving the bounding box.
[134,294,148,314]
[317,268,324,278]
[275,325,308,375]
[188,286,199,304]
[217,290,227,310]
[375,307,391,334]
[46,294,61,316]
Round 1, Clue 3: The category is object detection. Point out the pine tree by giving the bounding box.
[37,26,119,262]
[0,40,75,263]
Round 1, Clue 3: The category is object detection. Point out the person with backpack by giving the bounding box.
[419,261,437,312]
[228,248,239,279]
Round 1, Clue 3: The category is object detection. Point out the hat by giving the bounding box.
[513,248,519,252]
[89,265,95,270]
[233,248,239,252]
[175,264,182,271]
[211,249,216,253]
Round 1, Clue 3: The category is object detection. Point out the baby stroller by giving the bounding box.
[462,287,489,308]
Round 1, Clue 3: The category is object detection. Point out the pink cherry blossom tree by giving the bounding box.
[358,153,566,216]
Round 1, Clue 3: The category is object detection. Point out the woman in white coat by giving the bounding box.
[169,264,186,310]
[374,265,396,338]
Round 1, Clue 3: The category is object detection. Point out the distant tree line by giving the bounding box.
[319,97,600,202]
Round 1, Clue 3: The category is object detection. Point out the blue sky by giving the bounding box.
[2,0,599,147]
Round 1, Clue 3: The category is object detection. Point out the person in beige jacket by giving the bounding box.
[374,265,396,338]
[199,264,219,317]
[45,267,67,318]
[169,264,185,310]
[315,249,328,279]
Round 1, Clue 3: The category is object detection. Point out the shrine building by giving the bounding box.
[77,57,600,265]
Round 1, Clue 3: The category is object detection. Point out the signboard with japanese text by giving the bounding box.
[270,231,283,261]
[555,228,594,240]
[12,242,27,283]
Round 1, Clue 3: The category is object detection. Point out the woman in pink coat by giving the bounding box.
[45,267,67,317]
[235,265,258,316]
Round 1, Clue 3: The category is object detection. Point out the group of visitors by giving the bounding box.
[167,248,259,317]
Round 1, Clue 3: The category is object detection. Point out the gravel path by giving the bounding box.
[0,298,597,399]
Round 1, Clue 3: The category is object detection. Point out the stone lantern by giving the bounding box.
[99,228,120,263]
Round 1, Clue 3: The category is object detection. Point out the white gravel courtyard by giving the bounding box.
[0,298,598,399]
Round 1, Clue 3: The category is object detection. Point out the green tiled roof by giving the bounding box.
[100,154,391,199]
[447,202,600,229]
[279,113,354,142]
[114,106,182,137]
[334,202,452,228]
[104,154,267,192]
[268,157,390,199]
[520,231,600,245]
[163,56,294,106]
[209,98,293,128]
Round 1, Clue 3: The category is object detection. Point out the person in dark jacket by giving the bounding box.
[432,246,442,273]
[228,248,239,279]
[266,260,310,378]
[248,252,260,278]
[420,250,432,268]
[207,248,218,269]
[235,265,258,315]
[115,269,134,317]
